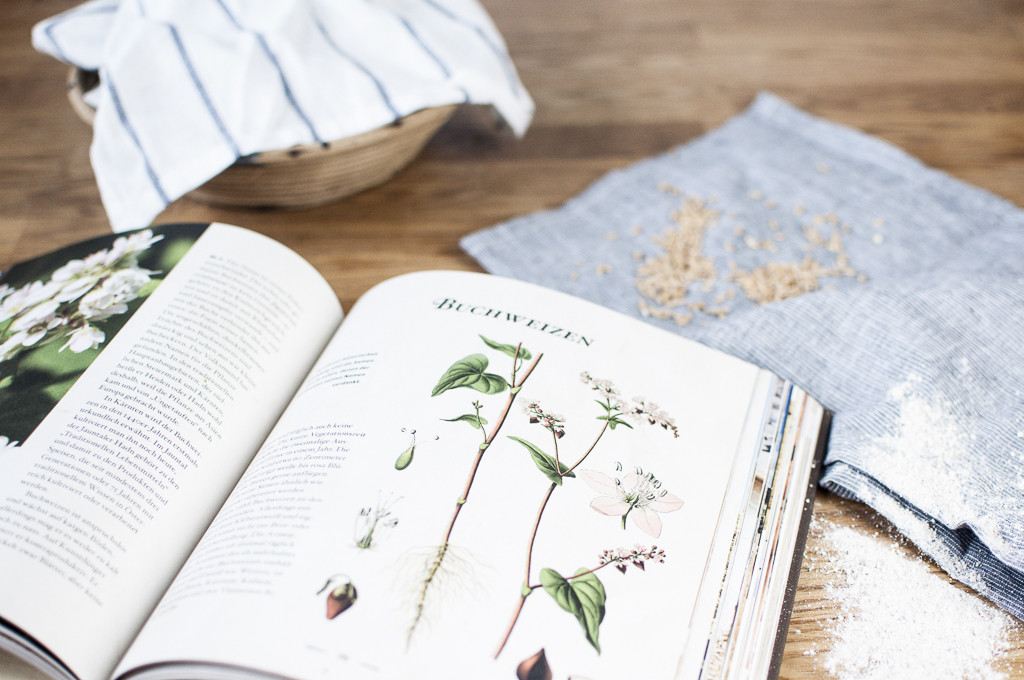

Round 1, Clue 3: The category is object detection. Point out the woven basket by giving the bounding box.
[66,67,456,208]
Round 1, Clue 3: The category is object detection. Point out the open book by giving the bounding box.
[0,223,829,680]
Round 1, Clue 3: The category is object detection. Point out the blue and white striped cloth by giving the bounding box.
[463,93,1024,621]
[33,0,534,231]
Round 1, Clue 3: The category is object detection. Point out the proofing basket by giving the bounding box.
[67,67,456,209]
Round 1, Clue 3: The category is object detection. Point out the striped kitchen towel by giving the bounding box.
[34,0,534,231]
[463,92,1024,621]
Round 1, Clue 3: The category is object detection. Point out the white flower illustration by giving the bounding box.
[0,436,18,450]
[580,467,683,538]
[580,371,628,410]
[520,398,566,437]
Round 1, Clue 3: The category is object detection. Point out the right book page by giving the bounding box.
[115,270,798,680]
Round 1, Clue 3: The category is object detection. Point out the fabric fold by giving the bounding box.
[34,0,534,231]
[462,92,1024,620]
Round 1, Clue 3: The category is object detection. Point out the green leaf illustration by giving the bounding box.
[442,414,489,429]
[540,568,606,652]
[508,436,575,485]
[395,445,415,470]
[431,354,509,397]
[597,414,633,431]
[479,335,532,362]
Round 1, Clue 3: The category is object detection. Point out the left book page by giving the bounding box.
[0,224,342,680]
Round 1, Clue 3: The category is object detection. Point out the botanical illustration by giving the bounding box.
[408,335,543,640]
[0,225,205,446]
[317,574,358,619]
[394,428,439,471]
[494,373,682,657]
[354,493,400,550]
[413,335,684,666]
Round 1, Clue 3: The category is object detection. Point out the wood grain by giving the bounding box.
[2,0,1024,678]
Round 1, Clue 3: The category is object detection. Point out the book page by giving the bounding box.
[0,224,341,680]
[115,270,766,680]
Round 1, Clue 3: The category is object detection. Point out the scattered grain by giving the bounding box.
[764,200,777,209]
[794,205,806,216]
[713,289,736,304]
[826,230,844,254]
[803,225,825,246]
[595,263,613,275]
[637,299,692,325]
[873,217,886,228]
[658,181,681,195]
[632,250,644,261]
[606,232,619,241]
[569,272,579,281]
[634,194,867,317]
[749,189,764,200]
[816,162,832,174]
[728,257,841,304]
[629,225,643,236]
[872,233,884,245]
[634,196,720,308]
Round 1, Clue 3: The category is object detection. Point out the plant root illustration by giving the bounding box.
[409,335,542,642]
[412,337,684,660]
[317,574,358,620]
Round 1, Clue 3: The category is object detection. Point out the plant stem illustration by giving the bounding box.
[495,373,681,657]
[409,335,543,641]
[415,341,683,657]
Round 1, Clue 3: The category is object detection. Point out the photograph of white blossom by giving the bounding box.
[0,223,207,446]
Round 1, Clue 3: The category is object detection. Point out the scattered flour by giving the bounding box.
[869,375,1000,546]
[817,523,1013,680]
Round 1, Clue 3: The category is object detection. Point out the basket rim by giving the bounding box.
[65,66,458,165]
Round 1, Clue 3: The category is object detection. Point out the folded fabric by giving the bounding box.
[33,0,534,232]
[462,92,1024,620]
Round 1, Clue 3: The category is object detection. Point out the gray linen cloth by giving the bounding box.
[462,92,1024,620]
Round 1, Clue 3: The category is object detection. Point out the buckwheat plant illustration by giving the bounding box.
[409,335,543,640]
[494,372,681,657]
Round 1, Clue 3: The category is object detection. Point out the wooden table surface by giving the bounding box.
[3,1,1024,678]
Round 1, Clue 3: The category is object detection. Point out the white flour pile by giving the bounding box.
[812,522,1014,680]
[869,374,988,536]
